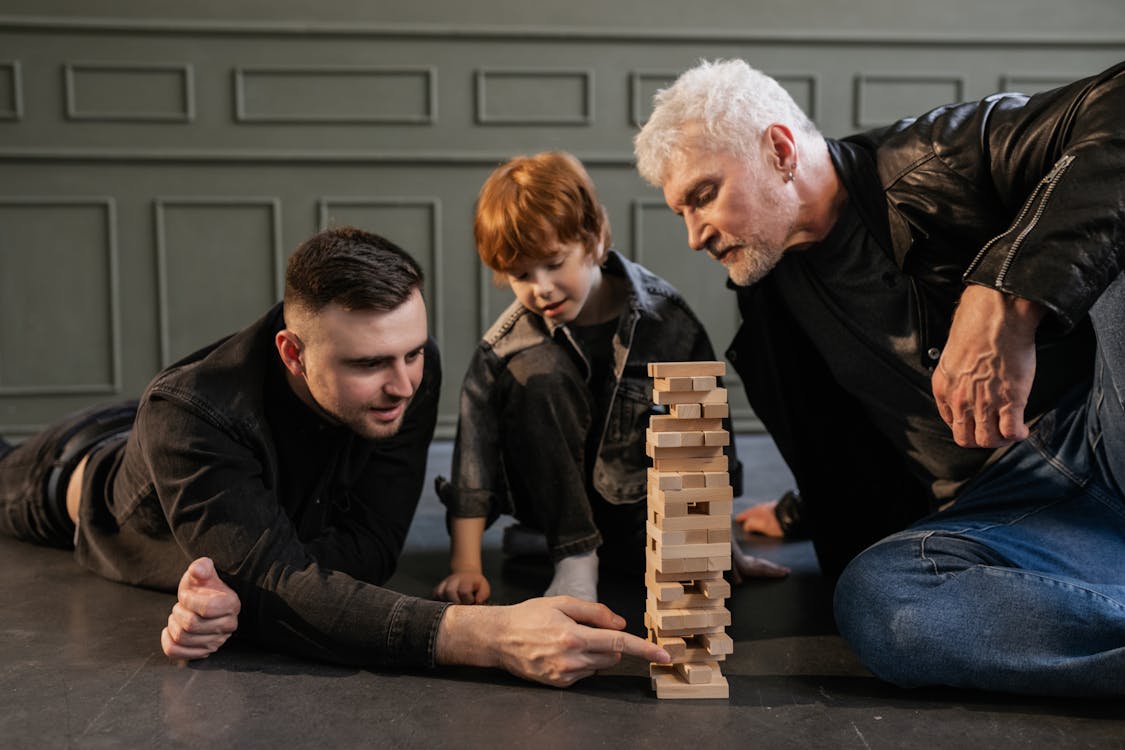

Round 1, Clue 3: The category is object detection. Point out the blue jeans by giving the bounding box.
[834,276,1125,697]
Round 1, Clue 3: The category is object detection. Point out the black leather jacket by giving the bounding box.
[729,61,1125,576]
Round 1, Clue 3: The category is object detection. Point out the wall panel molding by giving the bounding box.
[0,60,22,120]
[475,68,594,125]
[64,61,195,122]
[853,72,965,128]
[1,17,1122,46]
[234,65,437,124]
[0,196,121,395]
[153,196,282,365]
[316,196,445,346]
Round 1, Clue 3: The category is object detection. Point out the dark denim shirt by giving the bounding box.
[74,303,449,669]
[445,250,734,518]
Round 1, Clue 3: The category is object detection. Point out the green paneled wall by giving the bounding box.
[1,5,1122,438]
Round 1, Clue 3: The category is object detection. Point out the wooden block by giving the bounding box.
[687,498,733,517]
[650,591,725,610]
[647,469,682,491]
[708,526,732,543]
[703,430,730,446]
[699,579,731,599]
[646,444,724,460]
[648,521,708,546]
[644,570,685,601]
[702,403,729,419]
[653,376,695,391]
[647,546,711,574]
[649,507,728,532]
[652,623,727,638]
[654,540,730,560]
[670,403,701,419]
[704,471,729,487]
[646,428,681,448]
[652,456,728,473]
[648,361,726,377]
[645,553,724,583]
[655,636,687,660]
[649,416,724,432]
[651,665,729,700]
[647,606,730,631]
[653,387,728,405]
[648,491,688,518]
[700,632,734,656]
[706,555,732,572]
[675,661,713,684]
[652,486,733,509]
[681,473,706,488]
[691,376,718,391]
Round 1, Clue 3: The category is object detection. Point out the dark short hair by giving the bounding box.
[284,227,424,314]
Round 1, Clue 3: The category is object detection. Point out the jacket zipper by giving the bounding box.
[964,153,1076,283]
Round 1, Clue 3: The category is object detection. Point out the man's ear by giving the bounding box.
[764,123,797,174]
[275,329,305,377]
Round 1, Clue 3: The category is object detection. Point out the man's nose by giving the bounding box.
[385,360,415,398]
[685,213,711,252]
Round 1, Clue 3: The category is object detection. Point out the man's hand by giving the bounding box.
[435,597,670,687]
[433,571,491,604]
[729,539,789,584]
[933,285,1044,448]
[735,500,784,538]
[160,557,241,662]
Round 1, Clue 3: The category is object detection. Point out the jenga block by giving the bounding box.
[652,456,728,472]
[687,498,733,517]
[644,570,685,601]
[707,555,732,572]
[648,361,726,377]
[699,578,731,599]
[655,636,687,660]
[703,430,730,446]
[646,428,681,448]
[702,403,729,419]
[691,376,718,390]
[649,416,724,432]
[652,623,727,638]
[704,471,729,487]
[649,491,689,517]
[654,540,730,560]
[647,521,710,546]
[647,468,682,491]
[653,387,728,406]
[647,606,731,631]
[646,444,724,460]
[653,376,696,391]
[645,553,724,583]
[708,527,732,543]
[675,662,713,684]
[700,632,734,656]
[652,486,733,508]
[650,664,729,700]
[650,591,727,610]
[681,473,706,488]
[670,403,701,419]
[649,508,728,532]
[647,547,711,574]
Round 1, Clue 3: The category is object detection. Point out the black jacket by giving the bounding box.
[729,61,1125,576]
[75,303,449,668]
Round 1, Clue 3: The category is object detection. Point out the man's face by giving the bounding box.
[293,289,428,440]
[661,143,799,286]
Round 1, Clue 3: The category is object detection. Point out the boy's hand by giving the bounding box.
[729,540,789,584]
[434,571,491,604]
[161,557,241,662]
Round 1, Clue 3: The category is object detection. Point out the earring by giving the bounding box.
[785,170,793,182]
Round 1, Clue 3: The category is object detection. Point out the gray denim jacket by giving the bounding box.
[445,250,739,518]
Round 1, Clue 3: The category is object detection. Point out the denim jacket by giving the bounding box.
[73,303,449,669]
[445,250,738,519]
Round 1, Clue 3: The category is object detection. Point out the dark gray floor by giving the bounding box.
[3,436,1123,749]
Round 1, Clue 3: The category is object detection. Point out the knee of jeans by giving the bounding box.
[833,539,939,687]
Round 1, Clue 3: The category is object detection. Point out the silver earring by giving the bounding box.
[785,170,793,182]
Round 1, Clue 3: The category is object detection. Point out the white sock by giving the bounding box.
[544,550,599,601]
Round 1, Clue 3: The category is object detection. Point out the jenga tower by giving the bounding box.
[644,361,734,699]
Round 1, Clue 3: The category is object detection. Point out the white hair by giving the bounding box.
[634,59,820,186]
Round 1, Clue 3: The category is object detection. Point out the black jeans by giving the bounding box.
[497,344,646,563]
[0,401,137,549]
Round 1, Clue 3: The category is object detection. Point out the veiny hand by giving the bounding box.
[735,500,784,538]
[433,571,491,604]
[729,539,789,585]
[437,596,670,687]
[160,557,241,662]
[932,285,1044,448]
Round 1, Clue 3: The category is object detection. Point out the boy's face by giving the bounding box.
[505,239,601,326]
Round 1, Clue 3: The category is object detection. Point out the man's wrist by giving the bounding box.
[434,604,499,668]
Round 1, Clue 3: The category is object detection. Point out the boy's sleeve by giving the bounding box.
[444,345,503,518]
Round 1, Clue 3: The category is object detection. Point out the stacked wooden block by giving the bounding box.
[644,361,734,700]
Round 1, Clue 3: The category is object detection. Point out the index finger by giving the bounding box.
[580,626,670,663]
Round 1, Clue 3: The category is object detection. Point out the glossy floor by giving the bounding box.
[2,437,1121,749]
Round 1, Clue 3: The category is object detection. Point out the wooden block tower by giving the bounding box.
[645,361,734,700]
